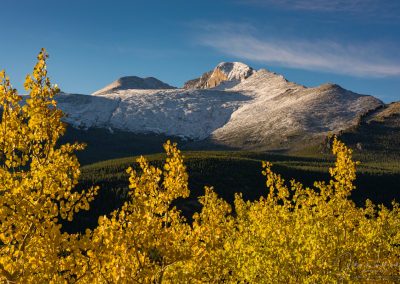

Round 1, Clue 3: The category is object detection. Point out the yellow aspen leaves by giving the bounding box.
[0,49,98,282]
[0,50,399,283]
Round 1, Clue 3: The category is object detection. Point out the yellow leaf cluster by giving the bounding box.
[1,50,399,283]
[0,49,98,282]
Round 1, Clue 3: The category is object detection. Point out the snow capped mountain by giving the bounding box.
[57,62,383,150]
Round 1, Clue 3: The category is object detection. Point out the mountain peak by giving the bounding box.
[214,62,253,80]
[183,62,254,89]
[92,76,176,96]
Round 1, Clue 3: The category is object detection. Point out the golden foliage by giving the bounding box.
[0,49,98,282]
[0,50,399,283]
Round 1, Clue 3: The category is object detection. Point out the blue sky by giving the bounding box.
[1,0,399,102]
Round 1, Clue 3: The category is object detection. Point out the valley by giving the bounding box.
[60,148,400,233]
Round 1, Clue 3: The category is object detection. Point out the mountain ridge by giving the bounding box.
[56,61,385,152]
[92,76,176,96]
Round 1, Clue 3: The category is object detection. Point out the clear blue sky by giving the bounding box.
[1,0,399,102]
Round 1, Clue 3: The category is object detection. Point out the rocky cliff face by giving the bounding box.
[183,71,212,89]
[183,62,254,89]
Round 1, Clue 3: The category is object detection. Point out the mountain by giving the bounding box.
[92,76,176,96]
[183,62,254,89]
[56,62,384,152]
[338,102,400,155]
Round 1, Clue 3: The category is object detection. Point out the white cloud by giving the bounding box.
[241,0,399,14]
[198,26,400,77]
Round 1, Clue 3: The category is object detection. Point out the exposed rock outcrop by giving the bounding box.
[183,71,212,89]
[183,62,254,89]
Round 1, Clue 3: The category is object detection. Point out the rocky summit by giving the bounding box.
[183,62,254,89]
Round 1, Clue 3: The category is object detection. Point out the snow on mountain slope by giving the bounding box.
[216,62,254,81]
[56,93,120,129]
[211,70,382,149]
[92,89,249,139]
[56,63,383,150]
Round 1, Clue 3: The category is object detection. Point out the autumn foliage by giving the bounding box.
[0,50,399,283]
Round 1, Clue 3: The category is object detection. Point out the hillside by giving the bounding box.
[338,102,400,157]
